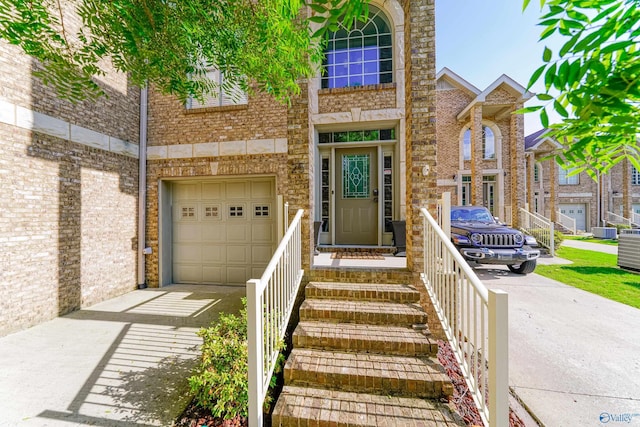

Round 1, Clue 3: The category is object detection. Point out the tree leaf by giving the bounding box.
[543,46,552,62]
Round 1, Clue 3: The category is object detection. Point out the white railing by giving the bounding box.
[420,207,509,427]
[632,212,640,227]
[503,206,513,226]
[247,209,304,427]
[519,208,555,256]
[556,210,577,235]
[607,211,631,227]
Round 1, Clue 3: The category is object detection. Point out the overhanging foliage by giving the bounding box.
[0,0,368,103]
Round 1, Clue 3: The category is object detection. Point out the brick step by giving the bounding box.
[299,299,427,326]
[284,348,453,398]
[306,282,420,303]
[293,321,437,357]
[272,385,464,427]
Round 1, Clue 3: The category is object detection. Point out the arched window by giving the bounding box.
[462,125,496,160]
[322,6,393,89]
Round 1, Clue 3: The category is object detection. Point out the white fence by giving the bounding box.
[607,211,631,227]
[247,209,304,427]
[519,208,555,256]
[420,206,509,427]
[556,210,577,235]
[632,212,640,228]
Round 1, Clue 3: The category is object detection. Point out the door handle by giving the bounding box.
[373,188,379,202]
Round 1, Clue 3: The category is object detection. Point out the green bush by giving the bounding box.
[189,303,249,419]
[615,224,631,234]
[188,299,286,419]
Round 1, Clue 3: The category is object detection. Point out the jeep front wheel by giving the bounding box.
[507,260,537,274]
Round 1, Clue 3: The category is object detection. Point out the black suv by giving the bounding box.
[450,206,540,274]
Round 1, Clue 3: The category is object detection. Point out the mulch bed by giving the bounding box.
[175,340,526,427]
[437,340,527,427]
[174,403,247,427]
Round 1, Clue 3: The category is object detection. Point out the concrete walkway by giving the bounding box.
[562,238,619,255]
[474,265,640,427]
[0,284,245,427]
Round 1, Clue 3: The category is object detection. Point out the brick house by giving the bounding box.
[435,67,533,225]
[1,0,438,336]
[525,129,640,231]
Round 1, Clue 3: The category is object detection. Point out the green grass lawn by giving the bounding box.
[536,247,640,309]
[564,236,619,246]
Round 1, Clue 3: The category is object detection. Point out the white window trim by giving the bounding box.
[186,68,248,109]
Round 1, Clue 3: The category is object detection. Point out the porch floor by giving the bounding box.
[313,252,407,268]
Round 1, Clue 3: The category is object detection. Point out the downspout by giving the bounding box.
[137,85,148,289]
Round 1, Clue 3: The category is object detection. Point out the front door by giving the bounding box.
[482,176,496,215]
[335,147,378,244]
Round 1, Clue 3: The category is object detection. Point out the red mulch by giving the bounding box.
[174,402,247,427]
[437,340,527,427]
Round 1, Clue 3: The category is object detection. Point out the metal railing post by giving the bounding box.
[247,278,263,427]
[489,289,509,427]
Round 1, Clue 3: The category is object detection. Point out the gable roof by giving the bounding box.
[455,73,535,121]
[525,128,562,151]
[436,67,481,96]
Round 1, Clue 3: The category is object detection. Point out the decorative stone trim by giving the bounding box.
[0,97,138,158]
[147,138,288,159]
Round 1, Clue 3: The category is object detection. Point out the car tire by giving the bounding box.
[507,260,536,274]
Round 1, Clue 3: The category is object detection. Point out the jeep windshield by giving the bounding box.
[451,207,495,223]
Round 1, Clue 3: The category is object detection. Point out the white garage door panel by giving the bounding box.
[226,245,251,264]
[202,245,224,263]
[202,182,224,199]
[174,223,202,241]
[559,203,587,231]
[252,245,273,264]
[173,244,201,262]
[202,224,225,241]
[174,265,202,283]
[226,181,250,199]
[172,178,276,285]
[252,223,274,242]
[174,183,199,200]
[252,181,274,198]
[202,267,223,284]
[227,224,250,242]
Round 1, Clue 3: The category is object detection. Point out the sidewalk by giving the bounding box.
[474,263,640,427]
[561,238,618,255]
[0,284,245,426]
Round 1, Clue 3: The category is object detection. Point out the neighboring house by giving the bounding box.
[0,0,437,336]
[0,3,140,336]
[525,129,640,231]
[435,68,533,225]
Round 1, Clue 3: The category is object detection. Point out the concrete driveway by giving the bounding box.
[0,284,245,427]
[474,264,640,427]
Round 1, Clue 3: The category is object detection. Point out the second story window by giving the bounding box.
[186,69,248,109]
[633,167,640,185]
[558,166,579,185]
[462,125,496,160]
[321,5,392,89]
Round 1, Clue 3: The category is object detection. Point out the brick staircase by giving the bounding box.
[271,281,463,426]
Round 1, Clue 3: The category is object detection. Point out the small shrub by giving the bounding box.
[189,303,249,419]
[615,224,631,234]
[188,299,286,419]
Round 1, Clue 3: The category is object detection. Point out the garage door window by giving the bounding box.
[229,205,244,217]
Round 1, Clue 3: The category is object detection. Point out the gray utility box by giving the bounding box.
[618,229,640,271]
[593,227,617,239]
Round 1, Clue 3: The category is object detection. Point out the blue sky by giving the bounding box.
[435,0,561,135]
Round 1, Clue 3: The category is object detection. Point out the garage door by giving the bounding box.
[559,203,587,232]
[172,178,276,284]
